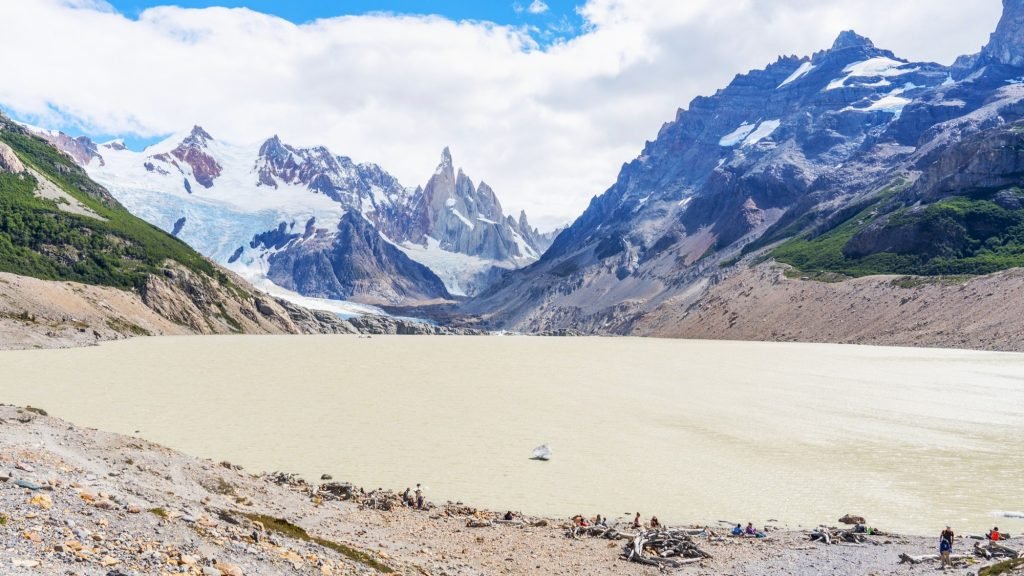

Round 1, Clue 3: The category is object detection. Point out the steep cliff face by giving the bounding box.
[982,0,1024,67]
[263,212,451,305]
[465,4,1024,335]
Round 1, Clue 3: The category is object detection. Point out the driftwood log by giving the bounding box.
[622,529,712,569]
[898,553,972,565]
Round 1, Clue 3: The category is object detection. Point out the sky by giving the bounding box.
[0,0,1005,230]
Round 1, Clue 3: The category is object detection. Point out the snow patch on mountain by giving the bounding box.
[720,123,757,147]
[779,61,815,88]
[742,120,781,146]
[826,57,918,91]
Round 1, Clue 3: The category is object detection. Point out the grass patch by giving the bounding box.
[105,317,152,336]
[980,558,1024,576]
[24,406,47,416]
[215,302,243,333]
[889,275,973,289]
[241,512,392,573]
[204,477,238,497]
[149,507,168,519]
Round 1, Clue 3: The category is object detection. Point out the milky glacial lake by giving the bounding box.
[2,335,1023,535]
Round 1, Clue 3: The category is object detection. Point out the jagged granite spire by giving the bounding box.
[830,30,875,51]
[983,0,1024,67]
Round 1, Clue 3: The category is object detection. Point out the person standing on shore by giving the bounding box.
[633,513,642,529]
[415,484,423,510]
[939,526,954,568]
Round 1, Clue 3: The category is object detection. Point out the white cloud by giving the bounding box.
[528,0,549,15]
[0,0,1003,230]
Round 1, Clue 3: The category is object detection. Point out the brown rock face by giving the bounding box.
[168,126,222,188]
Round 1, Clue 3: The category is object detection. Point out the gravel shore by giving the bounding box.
[1,405,1016,575]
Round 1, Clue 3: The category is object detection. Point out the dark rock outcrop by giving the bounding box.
[264,212,451,305]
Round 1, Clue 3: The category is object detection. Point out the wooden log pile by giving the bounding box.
[567,525,629,540]
[622,529,712,569]
[809,527,883,546]
[974,540,1022,560]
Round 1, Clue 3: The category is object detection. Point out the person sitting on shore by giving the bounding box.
[988,527,1001,541]
[650,516,661,529]
[598,516,608,528]
[731,524,743,536]
[504,511,515,521]
[633,513,642,529]
[402,487,412,507]
[745,522,757,536]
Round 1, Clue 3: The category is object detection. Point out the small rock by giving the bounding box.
[0,472,10,482]
[214,562,244,576]
[127,506,141,514]
[202,567,223,576]
[15,462,35,472]
[320,474,333,481]
[100,556,120,567]
[14,479,44,491]
[94,499,115,510]
[11,558,40,568]
[29,493,53,509]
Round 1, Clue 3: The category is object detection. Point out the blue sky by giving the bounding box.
[106,0,585,42]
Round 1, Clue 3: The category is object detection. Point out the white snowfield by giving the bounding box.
[826,57,918,91]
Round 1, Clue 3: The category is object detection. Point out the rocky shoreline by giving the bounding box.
[2,405,1019,575]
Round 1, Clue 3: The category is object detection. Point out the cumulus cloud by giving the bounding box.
[0,0,1002,230]
[528,1,550,15]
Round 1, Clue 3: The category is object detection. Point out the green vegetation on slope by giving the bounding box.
[240,513,393,573]
[773,189,1024,277]
[0,122,225,290]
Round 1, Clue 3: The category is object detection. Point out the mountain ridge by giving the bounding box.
[462,3,1024,340]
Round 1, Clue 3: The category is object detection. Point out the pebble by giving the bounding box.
[11,558,40,568]
[215,561,244,576]
[202,567,223,576]
[14,479,44,491]
[15,461,36,472]
[29,493,53,509]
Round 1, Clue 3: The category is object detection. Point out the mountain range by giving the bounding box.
[31,126,552,306]
[16,0,1024,350]
[460,0,1024,343]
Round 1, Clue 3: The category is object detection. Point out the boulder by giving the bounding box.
[839,514,866,525]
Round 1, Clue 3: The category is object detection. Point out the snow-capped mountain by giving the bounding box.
[39,127,549,304]
[466,0,1024,334]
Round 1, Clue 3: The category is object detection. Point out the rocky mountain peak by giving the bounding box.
[437,146,454,173]
[982,0,1024,67]
[830,30,875,52]
[182,125,213,148]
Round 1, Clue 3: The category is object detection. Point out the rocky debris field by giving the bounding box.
[1,404,1018,576]
[635,262,1024,352]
